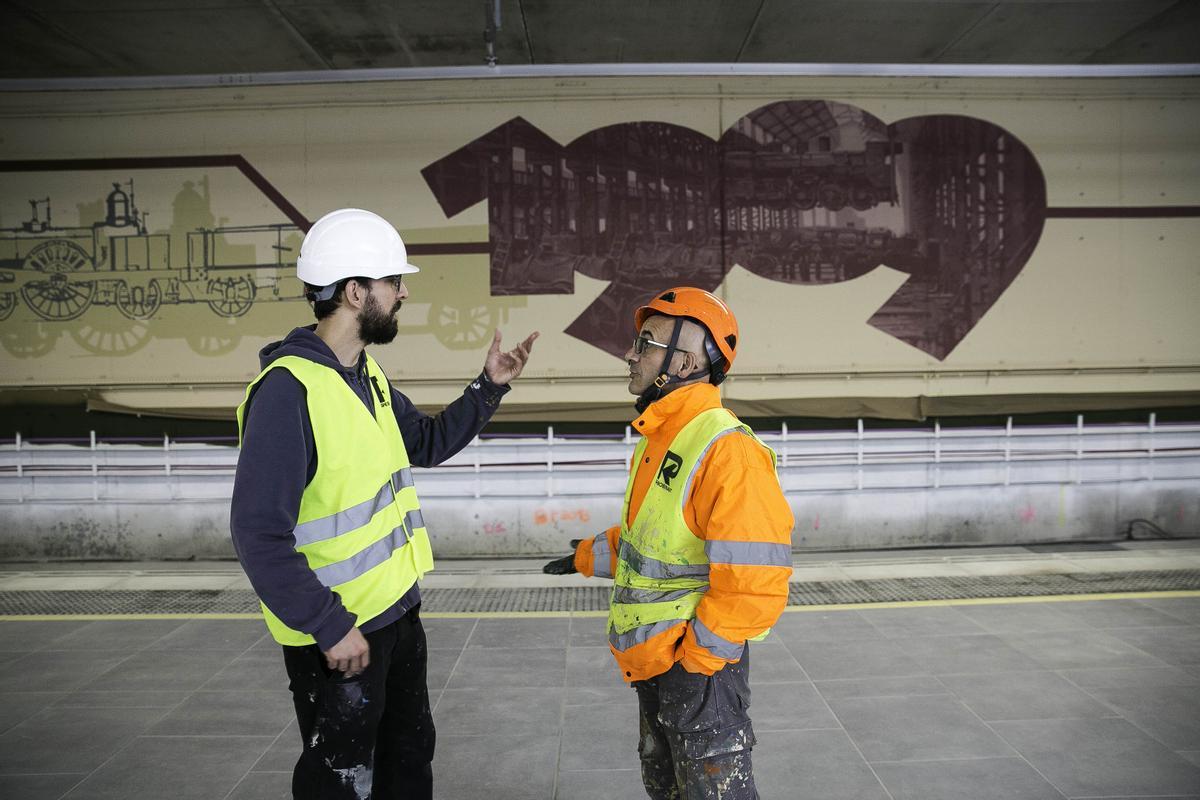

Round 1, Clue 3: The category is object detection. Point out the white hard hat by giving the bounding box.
[297,208,419,294]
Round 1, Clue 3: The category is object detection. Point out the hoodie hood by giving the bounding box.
[258,325,360,375]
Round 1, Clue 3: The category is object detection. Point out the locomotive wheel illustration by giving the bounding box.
[0,292,15,321]
[115,279,163,321]
[792,182,818,210]
[20,239,96,321]
[0,323,58,358]
[186,331,240,356]
[818,183,848,211]
[850,183,876,211]
[206,275,256,317]
[430,302,498,349]
[70,310,151,355]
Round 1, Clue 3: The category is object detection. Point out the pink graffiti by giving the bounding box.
[1019,505,1037,523]
[482,521,507,535]
[534,508,592,525]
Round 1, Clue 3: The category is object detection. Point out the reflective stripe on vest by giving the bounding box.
[237,352,434,646]
[608,408,777,659]
[591,531,614,579]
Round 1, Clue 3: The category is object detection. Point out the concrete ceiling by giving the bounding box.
[0,0,1197,80]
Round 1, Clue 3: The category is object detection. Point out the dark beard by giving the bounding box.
[357,292,400,345]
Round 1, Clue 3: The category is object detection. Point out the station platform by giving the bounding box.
[2,540,1199,799]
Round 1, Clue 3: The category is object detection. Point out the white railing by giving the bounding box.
[0,415,1198,504]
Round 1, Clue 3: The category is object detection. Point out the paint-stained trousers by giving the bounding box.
[633,645,758,800]
[282,607,435,800]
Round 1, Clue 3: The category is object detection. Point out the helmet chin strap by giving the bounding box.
[634,317,686,413]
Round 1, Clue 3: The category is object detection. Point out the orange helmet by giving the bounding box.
[634,287,739,380]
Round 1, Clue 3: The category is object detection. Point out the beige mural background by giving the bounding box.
[0,75,1197,420]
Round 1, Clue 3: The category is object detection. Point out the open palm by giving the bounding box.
[484,329,539,385]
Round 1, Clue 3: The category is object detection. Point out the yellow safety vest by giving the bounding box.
[607,407,776,654]
[236,353,434,646]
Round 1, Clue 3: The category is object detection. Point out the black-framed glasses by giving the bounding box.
[374,275,406,291]
[632,334,671,355]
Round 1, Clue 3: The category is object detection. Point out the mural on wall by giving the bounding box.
[422,100,1047,359]
[0,170,517,358]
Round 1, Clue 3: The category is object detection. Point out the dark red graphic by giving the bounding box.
[422,101,1047,359]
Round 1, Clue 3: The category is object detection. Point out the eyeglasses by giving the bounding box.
[632,334,672,355]
[374,275,406,291]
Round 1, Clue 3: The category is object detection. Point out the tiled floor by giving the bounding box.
[1,545,1200,799]
[0,600,1198,798]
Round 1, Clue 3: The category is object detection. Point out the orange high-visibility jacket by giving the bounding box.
[575,383,794,681]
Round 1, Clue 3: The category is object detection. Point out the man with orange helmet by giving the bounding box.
[544,287,794,799]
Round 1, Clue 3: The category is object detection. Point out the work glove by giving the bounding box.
[543,539,583,574]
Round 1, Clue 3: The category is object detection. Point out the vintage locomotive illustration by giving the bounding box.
[0,174,517,358]
[423,100,1047,359]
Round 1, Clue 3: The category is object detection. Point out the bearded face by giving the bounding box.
[356,289,401,345]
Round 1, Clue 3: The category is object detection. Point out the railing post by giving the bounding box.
[15,431,22,479]
[546,425,554,498]
[933,419,941,489]
[164,433,171,476]
[1004,416,1012,487]
[472,435,481,499]
[1148,411,1156,482]
[91,430,99,502]
[1075,414,1084,484]
[856,419,864,491]
[780,421,789,468]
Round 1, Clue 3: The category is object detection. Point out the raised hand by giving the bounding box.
[484,329,539,385]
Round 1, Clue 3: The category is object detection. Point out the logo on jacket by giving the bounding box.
[656,451,684,491]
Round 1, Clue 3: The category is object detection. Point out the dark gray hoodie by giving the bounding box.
[230,325,508,650]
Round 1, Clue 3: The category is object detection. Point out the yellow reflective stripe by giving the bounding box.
[705,541,792,567]
[691,615,745,661]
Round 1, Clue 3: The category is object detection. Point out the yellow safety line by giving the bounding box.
[2,590,1197,622]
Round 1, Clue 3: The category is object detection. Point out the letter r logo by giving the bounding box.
[658,451,683,489]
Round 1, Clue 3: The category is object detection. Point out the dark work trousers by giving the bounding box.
[633,645,758,800]
[281,607,435,800]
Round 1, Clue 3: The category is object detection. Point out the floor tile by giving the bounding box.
[1138,597,1200,623]
[0,621,93,653]
[814,675,950,701]
[1059,665,1200,689]
[147,690,293,737]
[78,649,242,692]
[566,645,624,690]
[0,773,86,800]
[1087,684,1200,749]
[145,619,269,652]
[954,602,1086,635]
[826,694,1015,762]
[898,634,1044,675]
[555,768,645,800]
[1103,624,1200,666]
[63,734,274,800]
[0,650,131,693]
[745,639,808,683]
[227,770,292,800]
[53,689,189,708]
[251,724,299,773]
[750,681,840,731]
[567,614,609,648]
[772,609,883,644]
[199,649,290,691]
[937,671,1114,721]
[1048,599,1191,629]
[421,617,478,650]
[0,691,63,734]
[435,686,564,736]
[1004,629,1169,670]
[873,757,1067,800]
[434,733,558,800]
[0,705,167,773]
[39,619,186,652]
[559,699,639,771]
[857,607,987,638]
[787,638,928,681]
[753,729,890,800]
[427,646,463,692]
[467,617,571,649]
[991,717,1200,797]
[444,646,565,690]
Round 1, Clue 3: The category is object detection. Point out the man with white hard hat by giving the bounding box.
[231,208,538,800]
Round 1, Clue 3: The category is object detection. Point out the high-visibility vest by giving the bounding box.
[607,407,776,655]
[236,353,434,646]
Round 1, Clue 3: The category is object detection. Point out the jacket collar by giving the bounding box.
[631,382,722,439]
